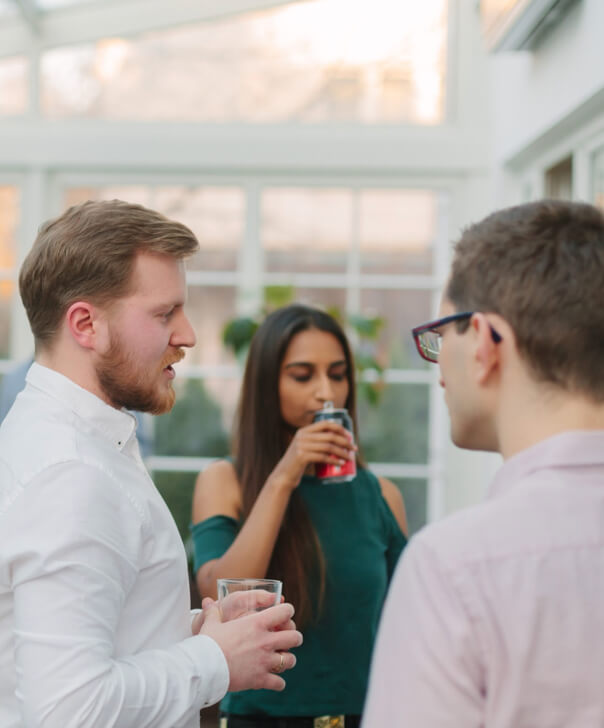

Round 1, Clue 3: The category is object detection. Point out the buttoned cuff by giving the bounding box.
[178,634,229,709]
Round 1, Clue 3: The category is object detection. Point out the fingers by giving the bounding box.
[219,589,279,621]
[297,431,356,462]
[258,650,297,691]
[272,618,297,632]
[271,650,296,674]
[257,602,295,630]
[191,610,204,635]
[200,601,222,625]
[201,597,216,610]
[263,674,287,691]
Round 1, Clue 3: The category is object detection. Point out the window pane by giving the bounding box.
[389,477,427,535]
[63,185,243,271]
[64,185,151,208]
[592,144,604,211]
[40,0,447,124]
[0,56,28,116]
[0,0,18,17]
[38,0,100,8]
[153,376,237,459]
[359,189,437,275]
[0,295,11,359]
[262,189,352,273]
[544,156,572,200]
[360,289,433,369]
[154,187,244,272]
[358,383,429,464]
[185,286,238,368]
[0,186,19,358]
[152,471,197,552]
[289,288,347,313]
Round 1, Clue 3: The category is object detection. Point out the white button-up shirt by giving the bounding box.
[363,430,604,727]
[0,363,229,728]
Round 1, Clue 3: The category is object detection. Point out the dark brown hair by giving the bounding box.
[447,199,604,400]
[19,199,199,349]
[233,304,362,626]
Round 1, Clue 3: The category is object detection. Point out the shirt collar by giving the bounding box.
[489,430,604,500]
[26,362,138,452]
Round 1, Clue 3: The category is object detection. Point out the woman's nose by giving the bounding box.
[316,376,334,402]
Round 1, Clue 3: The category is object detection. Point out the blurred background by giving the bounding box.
[0,0,602,555]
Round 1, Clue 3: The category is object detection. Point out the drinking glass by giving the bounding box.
[217,578,282,619]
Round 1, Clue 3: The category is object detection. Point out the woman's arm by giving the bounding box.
[192,421,355,599]
[192,460,294,600]
[378,476,408,537]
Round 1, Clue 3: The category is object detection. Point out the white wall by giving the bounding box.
[490,0,604,166]
[441,0,604,518]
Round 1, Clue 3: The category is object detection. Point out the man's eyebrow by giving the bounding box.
[151,300,184,312]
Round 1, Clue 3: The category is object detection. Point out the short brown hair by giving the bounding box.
[447,199,604,401]
[19,199,199,348]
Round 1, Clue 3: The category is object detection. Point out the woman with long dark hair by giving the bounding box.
[191,304,407,727]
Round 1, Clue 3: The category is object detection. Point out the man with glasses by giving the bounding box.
[363,199,604,727]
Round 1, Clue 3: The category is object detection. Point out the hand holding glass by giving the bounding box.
[217,578,282,621]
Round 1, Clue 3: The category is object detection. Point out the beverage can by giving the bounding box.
[312,401,357,484]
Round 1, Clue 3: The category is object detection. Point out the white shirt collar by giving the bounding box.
[26,362,138,451]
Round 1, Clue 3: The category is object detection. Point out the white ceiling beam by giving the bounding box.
[13,0,39,34]
[0,119,489,174]
[0,0,310,57]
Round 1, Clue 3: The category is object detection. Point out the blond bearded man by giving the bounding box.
[0,200,302,728]
[363,200,604,727]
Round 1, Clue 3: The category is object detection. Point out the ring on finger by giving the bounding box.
[271,652,286,674]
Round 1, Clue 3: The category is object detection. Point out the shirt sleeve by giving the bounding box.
[362,533,485,727]
[9,461,229,728]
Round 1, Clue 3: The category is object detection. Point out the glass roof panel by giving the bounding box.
[40,0,448,124]
[0,0,17,18]
[36,0,103,8]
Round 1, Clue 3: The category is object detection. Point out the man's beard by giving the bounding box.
[96,333,185,415]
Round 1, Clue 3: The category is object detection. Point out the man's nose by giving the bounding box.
[171,311,196,349]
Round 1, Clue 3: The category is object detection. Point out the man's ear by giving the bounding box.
[471,313,501,385]
[65,301,105,351]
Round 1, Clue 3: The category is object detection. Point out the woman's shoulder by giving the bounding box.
[356,468,408,536]
[192,458,242,522]
[376,475,408,536]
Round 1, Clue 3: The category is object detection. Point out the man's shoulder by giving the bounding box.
[409,492,526,573]
[0,387,117,495]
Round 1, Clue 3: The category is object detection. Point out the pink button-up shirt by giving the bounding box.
[363,430,604,727]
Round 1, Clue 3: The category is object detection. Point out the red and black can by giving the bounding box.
[313,401,357,484]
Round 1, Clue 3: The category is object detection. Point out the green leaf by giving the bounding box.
[355,353,384,374]
[357,381,383,407]
[263,285,295,310]
[222,317,259,356]
[347,313,385,340]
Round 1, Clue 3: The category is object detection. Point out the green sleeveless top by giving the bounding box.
[190,466,407,717]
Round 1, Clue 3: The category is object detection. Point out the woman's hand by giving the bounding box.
[268,420,356,493]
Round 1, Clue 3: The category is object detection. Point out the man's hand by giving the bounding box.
[199,600,302,692]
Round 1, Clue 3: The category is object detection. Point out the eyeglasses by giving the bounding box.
[412,311,502,364]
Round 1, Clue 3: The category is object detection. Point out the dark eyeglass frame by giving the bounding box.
[412,311,502,364]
